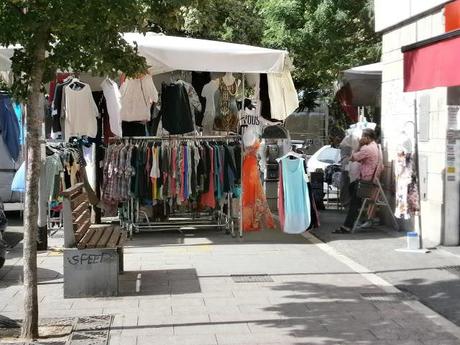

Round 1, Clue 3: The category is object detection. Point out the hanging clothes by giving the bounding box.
[160,82,195,135]
[267,71,299,121]
[177,80,202,127]
[120,75,158,122]
[101,78,122,137]
[394,151,414,220]
[214,78,239,133]
[192,71,211,126]
[107,139,241,216]
[63,81,99,139]
[201,80,219,135]
[279,156,311,234]
[242,140,274,232]
[0,94,20,161]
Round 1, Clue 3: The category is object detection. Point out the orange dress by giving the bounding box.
[242,140,275,231]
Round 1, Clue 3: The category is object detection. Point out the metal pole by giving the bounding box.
[413,99,424,249]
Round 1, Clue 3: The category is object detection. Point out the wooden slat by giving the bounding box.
[61,183,84,198]
[75,219,91,242]
[96,227,114,248]
[77,228,96,249]
[73,209,91,230]
[106,230,121,248]
[86,228,104,249]
[71,192,88,210]
[117,231,128,247]
[72,201,90,220]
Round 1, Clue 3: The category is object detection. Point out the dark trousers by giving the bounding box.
[344,181,363,228]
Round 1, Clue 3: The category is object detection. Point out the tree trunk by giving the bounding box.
[21,36,47,340]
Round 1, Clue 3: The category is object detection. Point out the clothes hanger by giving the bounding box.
[276,151,303,162]
[68,78,86,90]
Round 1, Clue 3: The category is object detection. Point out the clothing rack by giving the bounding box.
[109,135,240,141]
[112,134,242,238]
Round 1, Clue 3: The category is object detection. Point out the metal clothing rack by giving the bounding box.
[113,134,243,238]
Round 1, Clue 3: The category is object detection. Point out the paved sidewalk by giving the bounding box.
[312,210,460,329]
[1,218,460,344]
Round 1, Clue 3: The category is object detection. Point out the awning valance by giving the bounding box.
[403,30,460,92]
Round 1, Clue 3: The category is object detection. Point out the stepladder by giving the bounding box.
[352,180,399,233]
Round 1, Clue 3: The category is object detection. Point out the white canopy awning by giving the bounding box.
[0,45,16,71]
[1,34,299,119]
[122,32,291,75]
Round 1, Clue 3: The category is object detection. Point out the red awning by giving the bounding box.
[404,33,460,92]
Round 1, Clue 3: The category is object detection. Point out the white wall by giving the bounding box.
[375,0,451,32]
[380,8,449,246]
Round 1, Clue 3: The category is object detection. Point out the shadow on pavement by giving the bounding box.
[256,280,458,345]
[0,266,62,284]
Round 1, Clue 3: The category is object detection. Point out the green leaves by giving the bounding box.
[0,0,154,100]
[260,0,381,109]
[0,0,380,108]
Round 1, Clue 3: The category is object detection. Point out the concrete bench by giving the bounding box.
[61,183,126,298]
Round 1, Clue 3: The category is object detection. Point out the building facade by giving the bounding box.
[375,0,460,246]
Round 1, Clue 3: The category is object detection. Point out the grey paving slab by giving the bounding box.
[2,214,460,344]
[138,334,218,345]
[312,210,460,329]
[107,334,137,345]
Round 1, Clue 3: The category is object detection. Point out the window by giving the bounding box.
[317,147,340,164]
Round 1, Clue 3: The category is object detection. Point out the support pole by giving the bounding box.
[413,99,424,249]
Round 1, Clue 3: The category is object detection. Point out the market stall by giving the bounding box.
[2,33,317,241]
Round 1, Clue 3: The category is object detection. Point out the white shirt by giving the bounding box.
[120,75,159,122]
[267,71,299,120]
[63,83,98,139]
[101,78,122,137]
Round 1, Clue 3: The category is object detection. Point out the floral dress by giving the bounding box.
[242,140,275,231]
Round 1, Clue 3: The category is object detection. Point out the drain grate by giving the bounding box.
[69,315,112,345]
[360,292,417,303]
[439,266,460,275]
[231,274,274,283]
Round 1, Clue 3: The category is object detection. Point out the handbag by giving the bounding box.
[356,145,380,199]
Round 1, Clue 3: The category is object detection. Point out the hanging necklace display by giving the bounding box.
[213,77,239,133]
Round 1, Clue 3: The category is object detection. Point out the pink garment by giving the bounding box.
[352,141,383,181]
[170,146,177,197]
[200,146,216,208]
[277,162,285,229]
[180,146,185,202]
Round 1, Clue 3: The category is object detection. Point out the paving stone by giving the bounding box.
[170,297,204,306]
[247,319,325,334]
[137,334,217,345]
[121,324,174,336]
[174,323,250,336]
[209,313,282,323]
[107,334,137,345]
[215,332,296,344]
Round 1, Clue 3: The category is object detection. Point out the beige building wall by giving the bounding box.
[375,0,451,32]
[380,8,448,246]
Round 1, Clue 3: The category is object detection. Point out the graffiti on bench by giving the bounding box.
[66,252,115,265]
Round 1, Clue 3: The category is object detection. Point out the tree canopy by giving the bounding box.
[147,0,380,109]
[259,0,380,109]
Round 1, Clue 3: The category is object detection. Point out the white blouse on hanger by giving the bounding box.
[120,75,158,122]
[101,78,122,137]
[64,82,98,139]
